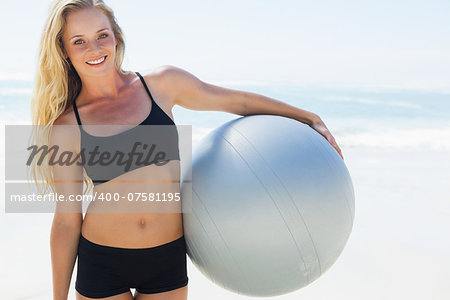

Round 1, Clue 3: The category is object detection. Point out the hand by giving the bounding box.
[309,118,344,160]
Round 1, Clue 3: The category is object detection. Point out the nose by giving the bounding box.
[87,39,102,54]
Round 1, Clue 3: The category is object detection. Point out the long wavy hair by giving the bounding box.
[29,0,131,195]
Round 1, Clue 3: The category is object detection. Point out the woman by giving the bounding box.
[30,1,343,299]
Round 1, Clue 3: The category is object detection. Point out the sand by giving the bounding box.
[1,146,449,299]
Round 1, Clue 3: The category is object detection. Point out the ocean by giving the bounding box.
[2,79,449,150]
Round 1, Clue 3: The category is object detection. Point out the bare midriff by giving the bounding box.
[80,160,184,248]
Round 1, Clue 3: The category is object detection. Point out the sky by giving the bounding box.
[1,0,449,89]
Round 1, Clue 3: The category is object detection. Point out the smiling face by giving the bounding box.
[62,6,117,77]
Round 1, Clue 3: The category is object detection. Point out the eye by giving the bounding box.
[99,33,108,38]
[74,39,83,45]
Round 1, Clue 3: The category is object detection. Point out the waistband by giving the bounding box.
[78,233,185,254]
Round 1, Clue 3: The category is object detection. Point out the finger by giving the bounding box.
[332,143,344,160]
[323,133,343,160]
[327,135,337,146]
[326,134,344,160]
[336,146,344,160]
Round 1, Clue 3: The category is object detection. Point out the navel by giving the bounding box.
[138,217,146,228]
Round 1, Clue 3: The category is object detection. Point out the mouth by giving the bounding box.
[86,55,107,66]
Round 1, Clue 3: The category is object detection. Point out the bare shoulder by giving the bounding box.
[53,105,78,126]
[50,104,80,150]
[140,65,204,107]
[145,65,196,82]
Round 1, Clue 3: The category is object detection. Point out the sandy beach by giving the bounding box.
[2,144,449,299]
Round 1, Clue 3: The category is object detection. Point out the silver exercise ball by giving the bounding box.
[181,115,355,297]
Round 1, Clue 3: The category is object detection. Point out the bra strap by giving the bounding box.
[72,100,83,126]
[135,71,156,103]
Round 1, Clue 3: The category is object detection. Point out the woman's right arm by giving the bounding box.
[49,121,84,300]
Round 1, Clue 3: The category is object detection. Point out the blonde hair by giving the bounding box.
[29,0,131,195]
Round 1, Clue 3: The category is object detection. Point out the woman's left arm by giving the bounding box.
[158,65,344,160]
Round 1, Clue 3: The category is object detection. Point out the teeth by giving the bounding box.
[87,56,105,65]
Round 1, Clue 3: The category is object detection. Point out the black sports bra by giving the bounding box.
[72,71,180,186]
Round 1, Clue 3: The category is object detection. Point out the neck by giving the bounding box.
[78,70,131,101]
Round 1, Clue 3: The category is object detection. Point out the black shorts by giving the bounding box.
[75,233,189,298]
